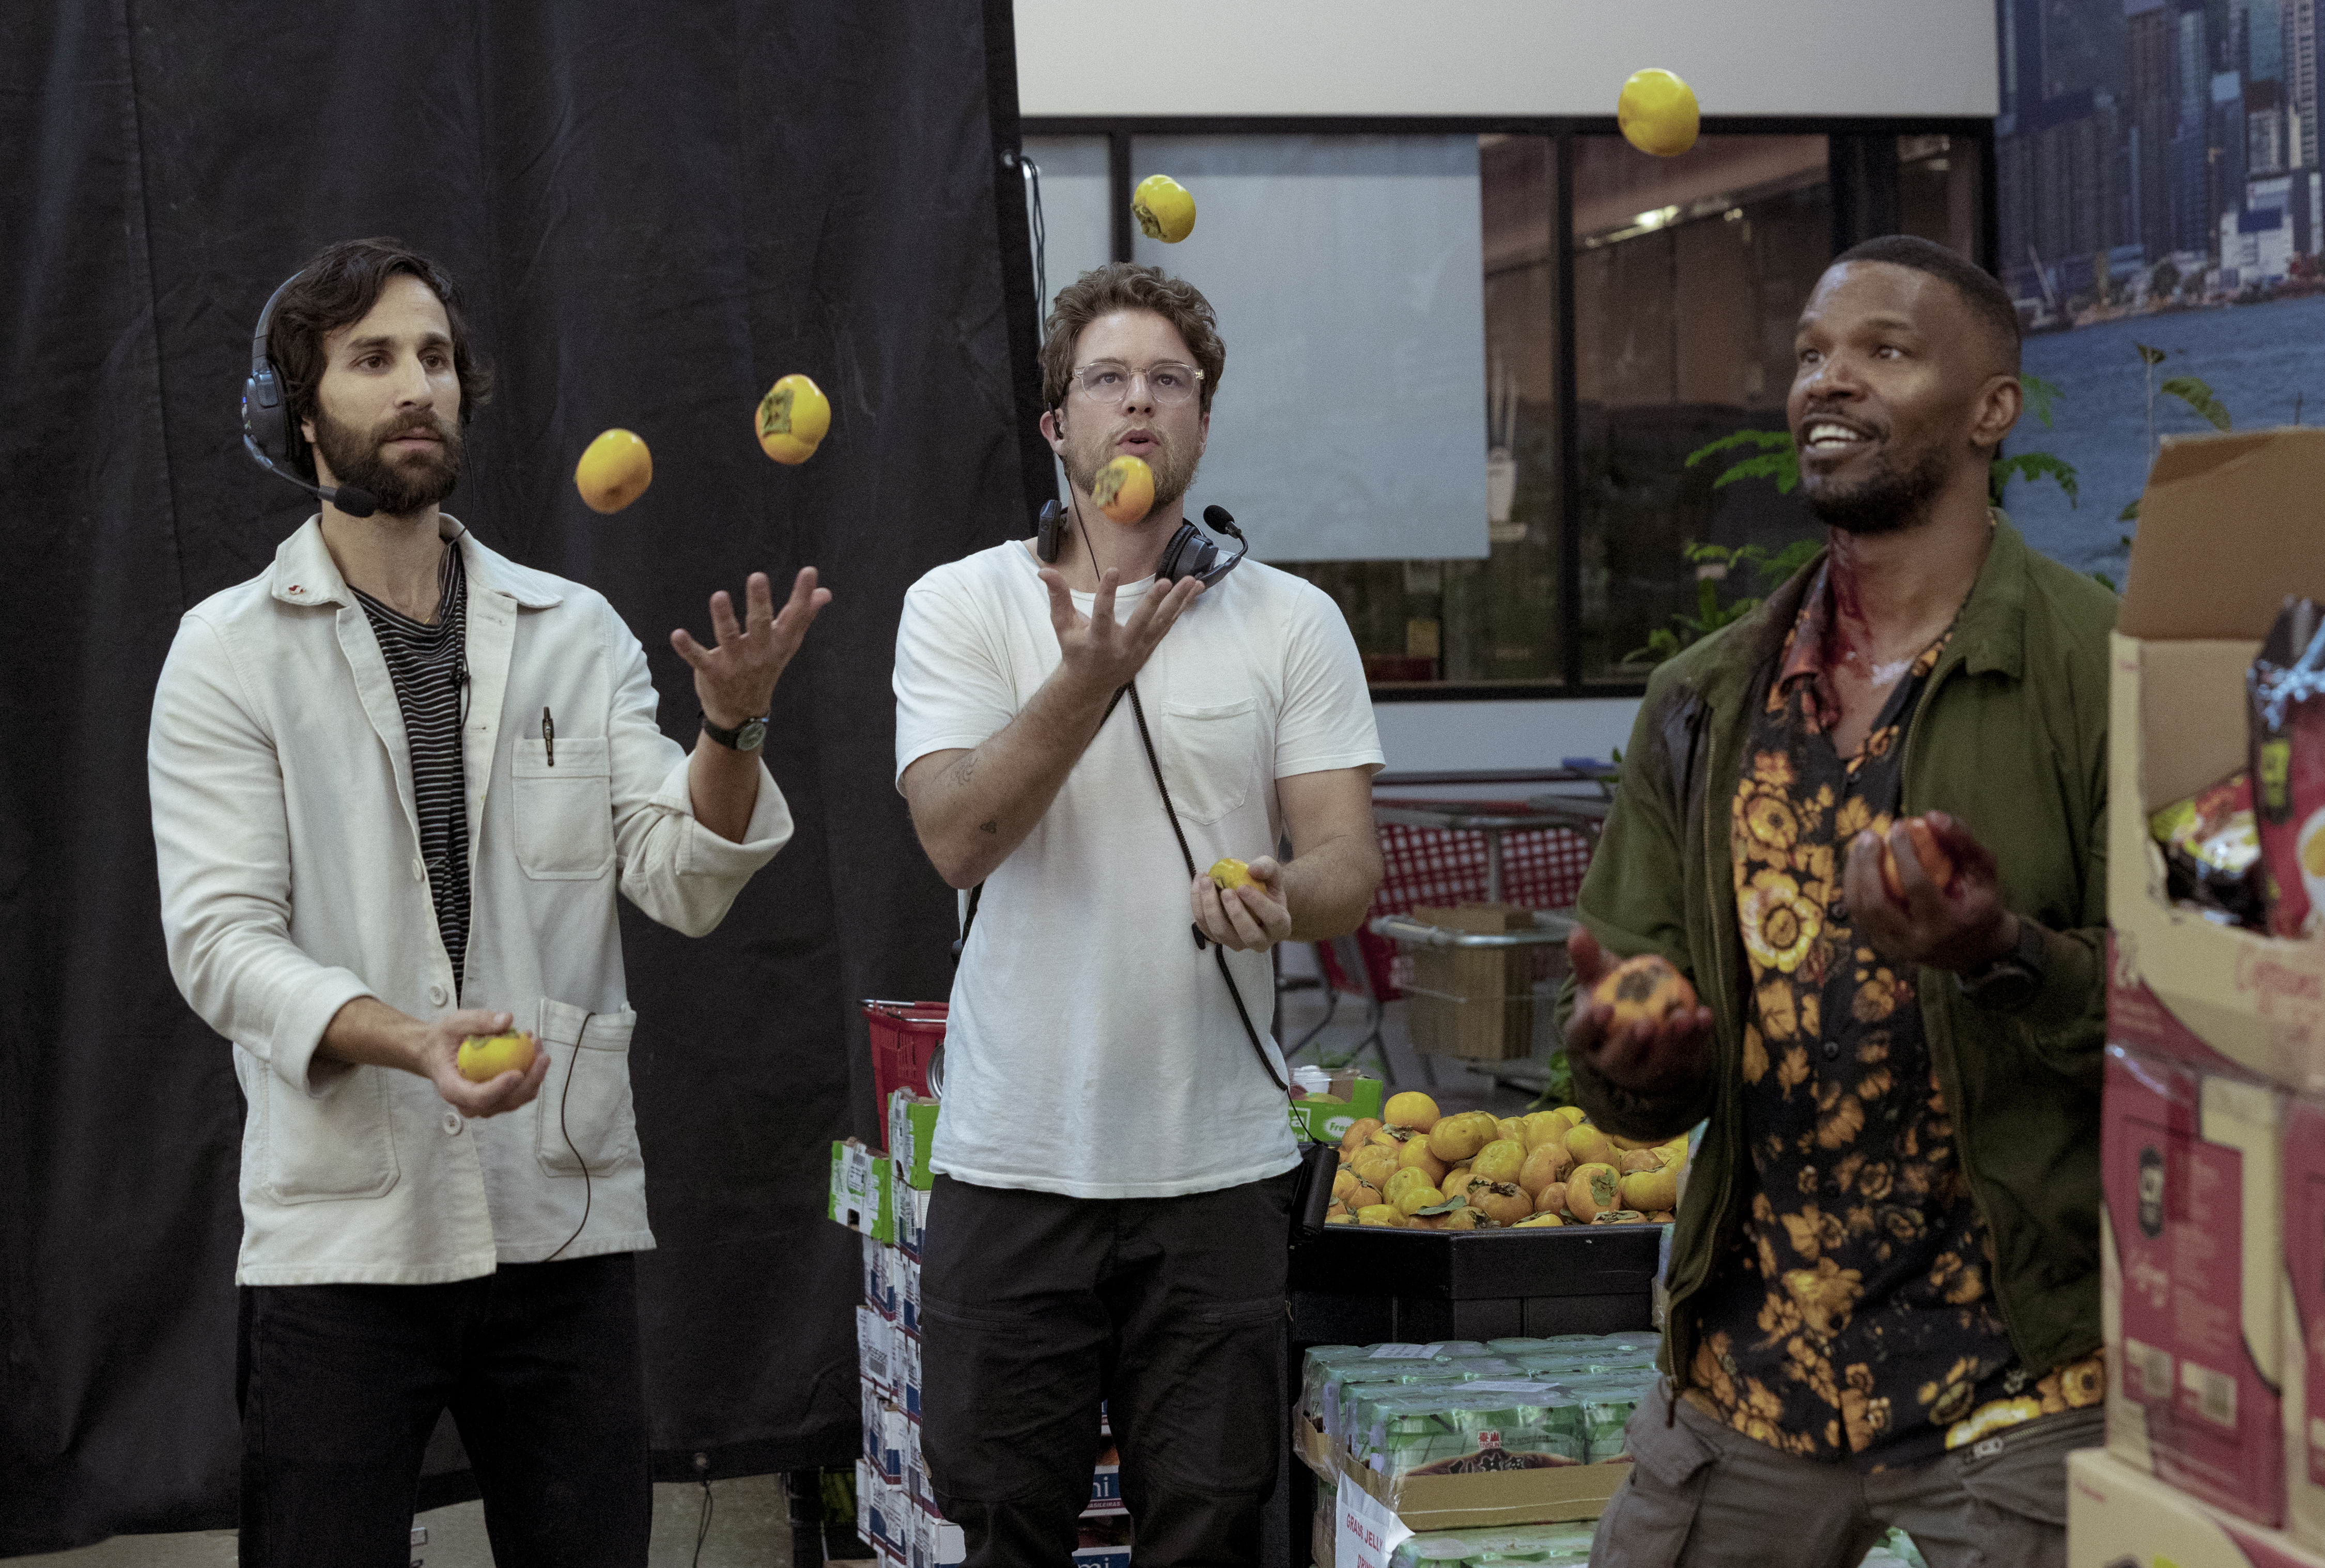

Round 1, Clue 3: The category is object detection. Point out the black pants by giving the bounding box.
[918,1170,1295,1568]
[236,1252,651,1568]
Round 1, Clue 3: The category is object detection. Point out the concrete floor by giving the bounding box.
[21,968,1532,1567]
[12,1477,798,1567]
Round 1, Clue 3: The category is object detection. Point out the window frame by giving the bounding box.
[1021,113,1999,702]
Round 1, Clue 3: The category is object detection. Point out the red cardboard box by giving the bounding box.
[2287,1097,2325,1550]
[2102,1045,2288,1526]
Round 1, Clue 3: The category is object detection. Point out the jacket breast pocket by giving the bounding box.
[262,1064,400,1204]
[1157,697,1259,825]
[533,999,640,1177]
[510,737,614,880]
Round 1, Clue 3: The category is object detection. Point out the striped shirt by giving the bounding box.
[354,545,471,996]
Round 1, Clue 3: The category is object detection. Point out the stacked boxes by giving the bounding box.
[2089,427,2325,1562]
[844,1088,1129,1565]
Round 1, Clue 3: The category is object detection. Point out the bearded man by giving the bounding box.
[1561,235,2115,1567]
[149,237,827,1566]
[892,262,1384,1566]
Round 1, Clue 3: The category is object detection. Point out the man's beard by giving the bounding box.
[1063,417,1198,520]
[1800,435,1949,536]
[309,405,464,518]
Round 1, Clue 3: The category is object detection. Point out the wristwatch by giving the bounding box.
[701,710,768,752]
[1956,915,2046,1012]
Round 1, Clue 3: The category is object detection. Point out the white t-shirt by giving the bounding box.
[892,540,1384,1199]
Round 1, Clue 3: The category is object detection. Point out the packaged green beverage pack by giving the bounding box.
[1299,1345,1375,1422]
[1360,1383,1592,1477]
[1512,1353,1657,1379]
[1557,1372,1656,1463]
[1390,1520,1598,1565]
[1323,1365,1469,1442]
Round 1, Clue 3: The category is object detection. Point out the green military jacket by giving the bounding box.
[1559,517,2118,1392]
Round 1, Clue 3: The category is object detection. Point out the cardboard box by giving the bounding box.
[2069,1447,2325,1568]
[889,1090,939,1192]
[1288,1071,1385,1145]
[900,1183,930,1257]
[2101,1045,2288,1525]
[832,1139,898,1242]
[1085,1441,1124,1515]
[899,1324,922,1420]
[1297,1425,1623,1530]
[1405,904,1538,1061]
[2107,427,2325,1096]
[858,1305,895,1401]
[864,1231,897,1319]
[2287,1096,2325,1550]
[898,1250,922,1335]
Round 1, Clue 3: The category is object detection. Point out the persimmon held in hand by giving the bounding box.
[1877,816,1959,904]
[1590,953,1698,1027]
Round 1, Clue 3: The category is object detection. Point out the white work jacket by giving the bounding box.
[149,516,793,1285]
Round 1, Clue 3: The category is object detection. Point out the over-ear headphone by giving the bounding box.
[242,270,379,518]
[1035,497,1247,587]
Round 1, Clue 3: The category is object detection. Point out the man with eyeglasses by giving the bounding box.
[891,262,1385,1566]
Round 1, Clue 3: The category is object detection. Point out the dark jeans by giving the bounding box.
[918,1169,1296,1568]
[237,1252,651,1568]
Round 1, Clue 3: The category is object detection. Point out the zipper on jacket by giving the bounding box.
[1897,646,2036,1364]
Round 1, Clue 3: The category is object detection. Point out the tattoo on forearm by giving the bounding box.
[980,819,998,834]
[950,752,978,787]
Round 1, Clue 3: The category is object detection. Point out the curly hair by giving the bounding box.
[266,237,493,479]
[1040,262,1225,416]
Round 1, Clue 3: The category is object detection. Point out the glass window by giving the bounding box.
[1281,134,1561,687]
[1127,134,1490,564]
[1572,135,1830,682]
[1897,133,1986,262]
[1022,136,1113,311]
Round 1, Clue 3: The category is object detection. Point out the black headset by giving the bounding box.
[242,270,380,518]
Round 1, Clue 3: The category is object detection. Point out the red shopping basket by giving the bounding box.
[862,1000,948,1110]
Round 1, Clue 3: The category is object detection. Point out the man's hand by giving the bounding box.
[1562,927,1715,1099]
[1192,856,1293,952]
[1041,566,1201,700]
[672,567,831,729]
[413,1008,551,1118]
[1842,809,2016,973]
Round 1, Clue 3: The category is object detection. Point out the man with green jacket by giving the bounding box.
[1567,236,2115,1568]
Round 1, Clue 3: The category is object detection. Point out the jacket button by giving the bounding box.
[411,858,426,882]
[428,983,448,1006]
[443,1112,463,1136]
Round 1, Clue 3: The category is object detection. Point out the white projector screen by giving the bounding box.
[1130,135,1489,563]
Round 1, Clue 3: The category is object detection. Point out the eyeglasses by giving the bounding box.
[1066,360,1204,407]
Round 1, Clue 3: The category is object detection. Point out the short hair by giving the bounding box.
[1040,262,1226,416]
[266,238,493,478]
[1831,234,2022,371]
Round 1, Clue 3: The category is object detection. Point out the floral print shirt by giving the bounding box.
[1689,561,2104,1469]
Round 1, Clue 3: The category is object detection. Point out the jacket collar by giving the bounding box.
[270,515,564,611]
[1689,509,2032,698]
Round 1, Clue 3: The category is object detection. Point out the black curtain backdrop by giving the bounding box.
[0,1,1044,1552]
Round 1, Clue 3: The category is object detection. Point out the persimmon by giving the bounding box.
[1093,455,1154,523]
[1566,1162,1623,1221]
[1878,816,1960,903]
[1591,953,1698,1027]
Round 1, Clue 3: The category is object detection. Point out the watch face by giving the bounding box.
[1967,964,2040,1011]
[737,718,767,751]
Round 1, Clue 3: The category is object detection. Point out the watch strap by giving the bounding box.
[1957,915,2045,1011]
[701,711,767,751]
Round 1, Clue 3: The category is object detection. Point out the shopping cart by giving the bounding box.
[1290,770,1608,1084]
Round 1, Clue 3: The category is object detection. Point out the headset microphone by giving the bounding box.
[241,269,380,518]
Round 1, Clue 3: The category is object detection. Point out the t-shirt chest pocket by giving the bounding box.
[1155,696,1261,826]
[510,736,614,880]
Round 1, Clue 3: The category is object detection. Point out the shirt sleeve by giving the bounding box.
[600,602,795,937]
[893,572,1020,789]
[1274,580,1385,780]
[150,613,375,1096]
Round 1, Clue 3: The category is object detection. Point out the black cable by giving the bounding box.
[542,1010,595,1263]
[1024,154,1047,343]
[690,1466,714,1567]
[1124,680,1288,1094]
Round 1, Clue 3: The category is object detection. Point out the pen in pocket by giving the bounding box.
[542,706,555,767]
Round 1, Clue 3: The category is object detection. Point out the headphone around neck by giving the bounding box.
[242,270,380,518]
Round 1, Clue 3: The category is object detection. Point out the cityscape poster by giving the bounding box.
[1995,0,2325,582]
